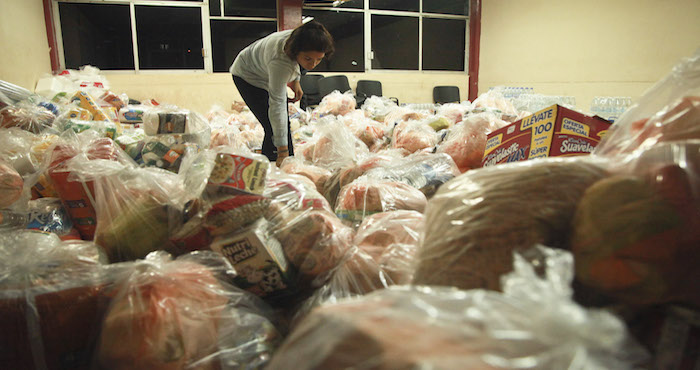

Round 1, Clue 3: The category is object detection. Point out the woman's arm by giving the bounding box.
[267,61,294,163]
[287,80,303,102]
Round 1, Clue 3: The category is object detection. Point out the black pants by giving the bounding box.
[232,75,294,161]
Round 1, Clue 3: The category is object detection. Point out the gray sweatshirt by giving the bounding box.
[230,29,300,147]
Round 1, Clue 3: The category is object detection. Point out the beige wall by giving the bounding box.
[0,0,52,91]
[480,0,700,111]
[107,71,469,114]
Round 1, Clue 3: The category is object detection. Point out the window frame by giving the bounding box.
[303,0,469,74]
[51,0,469,74]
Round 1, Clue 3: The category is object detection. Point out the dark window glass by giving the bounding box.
[370,0,418,12]
[302,10,364,72]
[58,3,134,70]
[371,15,418,70]
[135,6,204,69]
[423,18,465,71]
[224,0,276,17]
[423,0,468,16]
[210,0,221,16]
[211,20,276,72]
[304,0,362,9]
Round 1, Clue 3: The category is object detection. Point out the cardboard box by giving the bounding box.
[482,105,611,167]
[210,219,294,298]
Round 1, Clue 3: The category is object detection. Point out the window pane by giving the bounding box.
[423,0,468,15]
[302,10,364,72]
[58,3,134,70]
[135,6,204,70]
[371,15,418,70]
[304,0,362,9]
[370,0,418,12]
[423,18,465,71]
[211,20,276,73]
[210,0,221,16]
[224,0,276,17]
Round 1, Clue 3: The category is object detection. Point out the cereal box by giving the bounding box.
[482,105,611,167]
[210,219,294,298]
[209,153,269,195]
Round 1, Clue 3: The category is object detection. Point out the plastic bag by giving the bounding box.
[308,116,369,170]
[472,88,520,121]
[314,90,357,117]
[47,131,136,240]
[594,49,700,156]
[346,115,388,152]
[436,101,472,125]
[0,230,109,370]
[362,152,461,198]
[361,95,399,122]
[95,251,279,370]
[571,141,700,308]
[437,111,509,173]
[268,246,646,370]
[334,177,427,228]
[0,102,56,133]
[0,159,24,209]
[280,156,332,194]
[413,157,608,291]
[25,197,81,239]
[391,119,439,153]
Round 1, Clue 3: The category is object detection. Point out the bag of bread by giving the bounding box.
[95,251,279,370]
[413,157,608,291]
[0,230,109,370]
[268,246,646,370]
[0,102,56,133]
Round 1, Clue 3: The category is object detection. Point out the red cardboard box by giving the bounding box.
[482,105,611,167]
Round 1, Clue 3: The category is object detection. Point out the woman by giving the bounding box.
[230,21,334,166]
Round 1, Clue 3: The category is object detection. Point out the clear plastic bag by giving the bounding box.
[0,159,24,209]
[0,102,56,133]
[435,101,473,125]
[47,130,136,240]
[279,156,332,194]
[308,116,369,170]
[413,157,608,291]
[0,230,109,370]
[334,177,427,228]
[472,88,520,121]
[571,140,700,308]
[391,119,439,154]
[346,114,389,152]
[95,251,279,370]
[313,90,357,117]
[360,95,398,122]
[268,246,647,370]
[594,50,700,156]
[437,111,509,173]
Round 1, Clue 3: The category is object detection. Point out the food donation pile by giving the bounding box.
[0,50,699,369]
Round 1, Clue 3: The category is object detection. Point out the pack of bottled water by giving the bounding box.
[590,96,633,123]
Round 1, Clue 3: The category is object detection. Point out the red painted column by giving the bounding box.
[43,0,61,72]
[468,0,482,101]
[277,0,303,31]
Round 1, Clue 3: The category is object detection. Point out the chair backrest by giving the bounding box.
[433,86,461,104]
[300,74,324,109]
[356,80,382,98]
[318,75,352,98]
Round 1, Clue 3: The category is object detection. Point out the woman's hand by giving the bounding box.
[287,81,303,103]
[276,146,289,167]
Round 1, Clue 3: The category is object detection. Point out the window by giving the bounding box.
[58,3,134,70]
[424,0,468,16]
[302,10,365,72]
[136,6,204,70]
[422,18,466,71]
[211,20,276,72]
[370,0,419,12]
[371,15,418,70]
[223,0,276,17]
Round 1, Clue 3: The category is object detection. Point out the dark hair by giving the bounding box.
[284,20,335,59]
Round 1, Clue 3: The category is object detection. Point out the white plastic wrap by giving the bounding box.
[437,111,509,173]
[268,246,647,370]
[313,90,357,117]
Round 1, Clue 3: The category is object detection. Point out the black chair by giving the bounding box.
[433,86,461,104]
[355,80,382,107]
[318,75,352,99]
[299,74,324,110]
